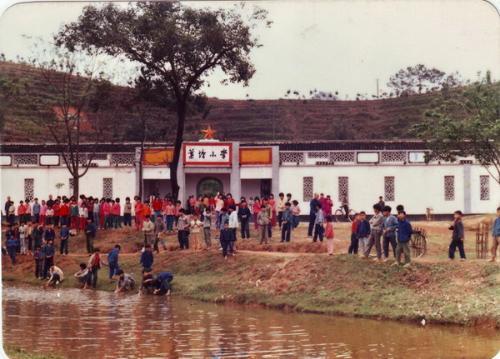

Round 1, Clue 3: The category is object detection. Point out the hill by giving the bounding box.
[0,61,439,143]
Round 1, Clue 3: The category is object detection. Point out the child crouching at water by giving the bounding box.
[74,263,90,289]
[45,265,64,288]
[325,216,335,255]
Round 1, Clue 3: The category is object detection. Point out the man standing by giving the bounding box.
[308,194,321,237]
[395,211,413,267]
[365,204,384,260]
[281,202,293,242]
[237,201,251,239]
[84,219,96,254]
[59,224,70,255]
[32,198,41,224]
[448,210,466,260]
[177,209,190,250]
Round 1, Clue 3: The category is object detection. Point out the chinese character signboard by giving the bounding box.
[183,142,232,166]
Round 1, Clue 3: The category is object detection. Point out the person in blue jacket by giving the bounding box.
[107,244,121,280]
[153,272,174,296]
[6,235,19,265]
[490,206,500,262]
[394,211,413,267]
[140,244,154,272]
[356,211,371,255]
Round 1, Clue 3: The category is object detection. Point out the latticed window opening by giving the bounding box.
[303,177,313,202]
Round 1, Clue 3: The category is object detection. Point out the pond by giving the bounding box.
[2,286,499,358]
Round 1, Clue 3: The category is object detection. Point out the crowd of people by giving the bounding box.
[2,191,500,293]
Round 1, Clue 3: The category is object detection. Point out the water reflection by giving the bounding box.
[2,286,499,358]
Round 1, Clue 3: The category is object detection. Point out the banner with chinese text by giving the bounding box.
[183,142,232,166]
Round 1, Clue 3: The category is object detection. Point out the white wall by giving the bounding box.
[279,164,499,215]
[0,166,136,202]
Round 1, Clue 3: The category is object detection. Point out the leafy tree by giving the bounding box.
[388,64,462,96]
[413,74,500,183]
[55,2,270,199]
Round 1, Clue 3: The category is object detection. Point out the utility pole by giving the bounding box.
[376,78,380,98]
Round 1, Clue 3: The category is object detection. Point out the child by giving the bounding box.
[395,211,413,267]
[19,222,27,255]
[6,234,19,265]
[491,207,500,262]
[190,214,203,251]
[43,240,55,279]
[45,265,64,288]
[115,269,136,293]
[280,202,293,242]
[257,205,270,244]
[140,244,154,273]
[291,200,301,229]
[448,210,466,260]
[123,197,132,227]
[202,208,213,249]
[140,268,155,295]
[74,263,90,289]
[33,245,43,279]
[60,224,70,255]
[325,215,335,255]
[153,215,166,253]
[348,213,360,254]
[40,200,47,225]
[220,221,232,259]
[88,248,101,289]
[107,244,121,280]
[356,212,370,256]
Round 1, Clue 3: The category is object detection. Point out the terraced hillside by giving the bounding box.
[1,61,436,142]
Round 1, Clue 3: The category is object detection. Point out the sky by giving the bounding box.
[0,0,498,99]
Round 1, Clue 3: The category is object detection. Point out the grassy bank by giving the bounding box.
[4,248,500,328]
[3,221,499,328]
[3,345,63,359]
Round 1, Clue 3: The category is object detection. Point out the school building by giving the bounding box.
[0,140,498,215]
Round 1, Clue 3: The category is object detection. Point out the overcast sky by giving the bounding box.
[0,0,498,99]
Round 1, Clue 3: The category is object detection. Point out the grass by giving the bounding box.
[3,345,63,359]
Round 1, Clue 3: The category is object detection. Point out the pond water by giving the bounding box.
[2,286,499,358]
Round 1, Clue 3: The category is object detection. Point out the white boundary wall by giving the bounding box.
[279,164,499,215]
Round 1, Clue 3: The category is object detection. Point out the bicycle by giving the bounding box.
[334,207,356,222]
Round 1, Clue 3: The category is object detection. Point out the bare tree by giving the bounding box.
[16,43,117,197]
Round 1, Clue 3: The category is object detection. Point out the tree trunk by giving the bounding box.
[170,101,186,201]
[139,143,144,199]
[72,175,79,198]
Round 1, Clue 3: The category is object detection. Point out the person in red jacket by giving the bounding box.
[59,199,70,227]
[152,196,163,222]
[134,197,144,231]
[52,200,61,227]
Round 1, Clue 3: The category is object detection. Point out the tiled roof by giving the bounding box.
[0,140,428,153]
